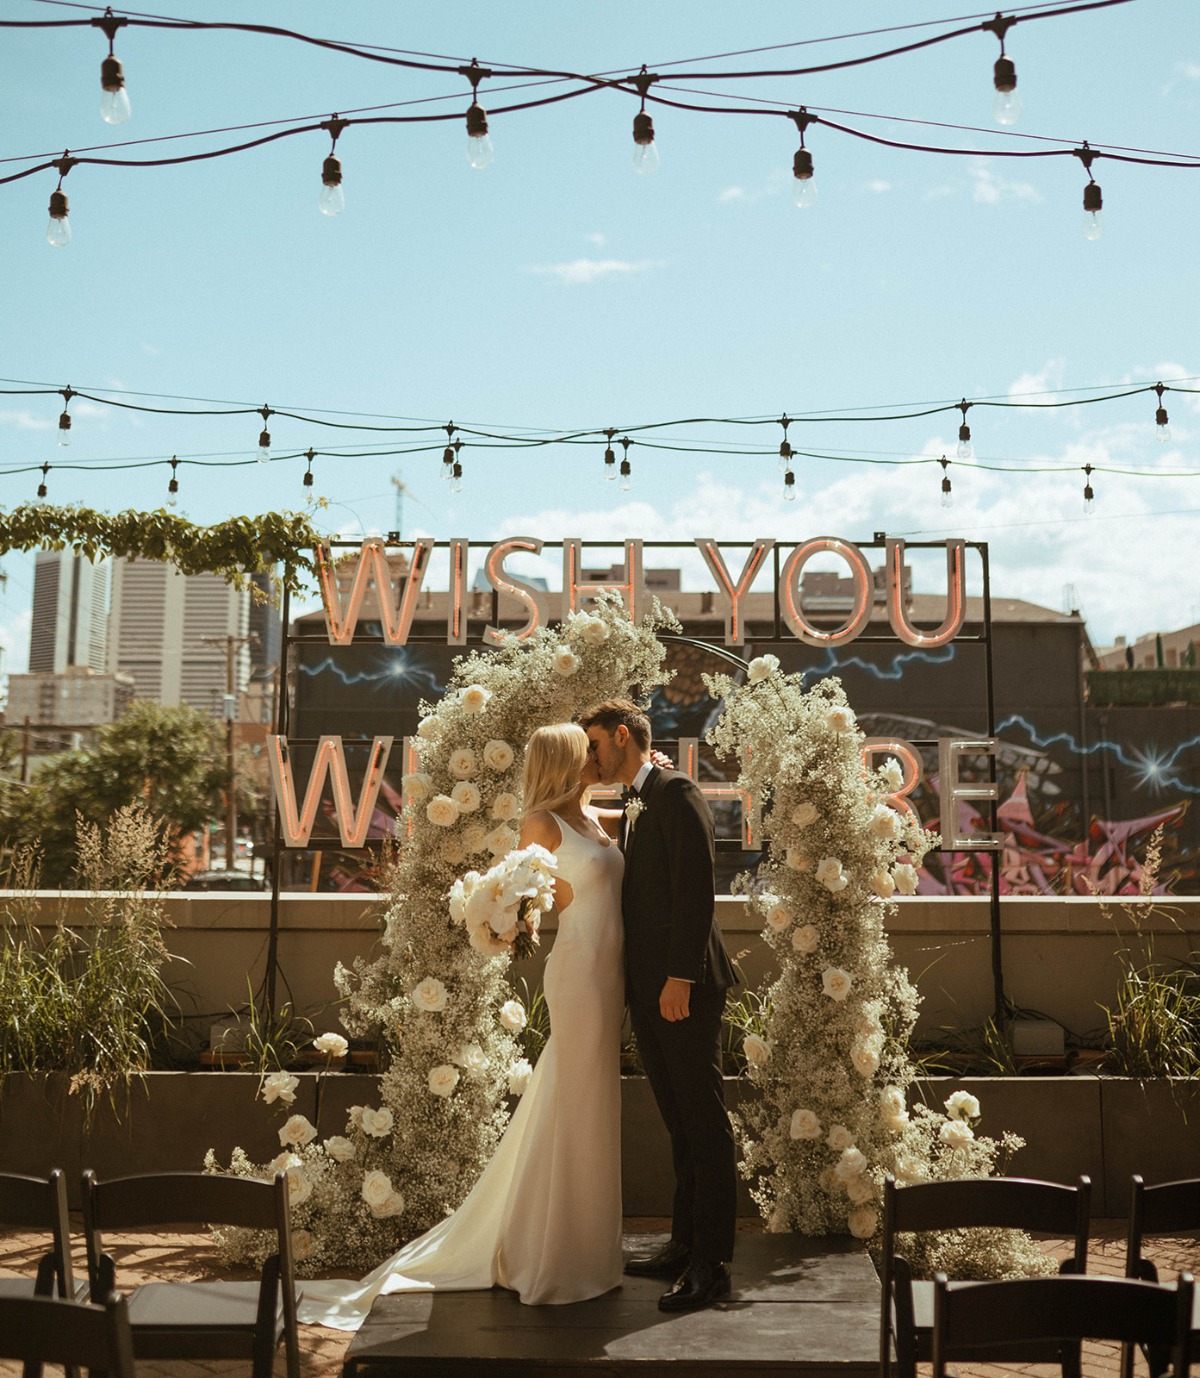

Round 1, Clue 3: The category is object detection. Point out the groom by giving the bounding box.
[579,699,738,1312]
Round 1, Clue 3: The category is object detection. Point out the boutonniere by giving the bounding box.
[624,796,645,832]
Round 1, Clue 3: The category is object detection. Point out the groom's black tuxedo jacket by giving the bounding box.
[620,765,737,1007]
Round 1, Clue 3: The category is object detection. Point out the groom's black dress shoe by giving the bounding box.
[623,1239,690,1278]
[657,1261,732,1312]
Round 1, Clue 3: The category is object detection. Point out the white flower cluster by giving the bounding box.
[448,844,557,959]
[709,660,1019,1247]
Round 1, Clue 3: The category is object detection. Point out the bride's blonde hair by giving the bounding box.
[522,723,588,817]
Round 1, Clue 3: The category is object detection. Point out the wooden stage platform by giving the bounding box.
[341,1231,881,1377]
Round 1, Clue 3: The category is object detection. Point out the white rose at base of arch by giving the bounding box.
[553,647,580,676]
[816,857,849,893]
[260,1071,299,1106]
[270,1151,301,1175]
[313,1032,348,1059]
[451,780,482,813]
[743,1033,771,1067]
[792,924,820,954]
[362,1169,404,1218]
[789,1108,822,1140]
[848,1206,878,1239]
[285,1165,313,1207]
[893,863,919,895]
[324,1135,356,1163]
[939,1119,975,1147]
[483,739,515,771]
[785,848,810,872]
[448,748,478,780]
[834,1146,867,1182]
[428,1064,460,1097]
[825,1123,854,1151]
[747,653,779,683]
[846,1175,876,1205]
[851,1042,880,1077]
[791,801,820,829]
[821,966,853,1001]
[490,792,519,822]
[508,1058,533,1095]
[411,977,448,1013]
[278,1114,317,1148]
[426,795,460,828]
[499,999,526,1032]
[461,684,491,714]
[880,1086,909,1130]
[871,867,896,899]
[360,1106,394,1138]
[945,1090,981,1122]
[456,1043,490,1079]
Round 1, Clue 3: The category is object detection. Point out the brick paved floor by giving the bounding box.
[1,1218,1196,1377]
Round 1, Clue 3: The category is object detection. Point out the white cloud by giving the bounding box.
[968,157,1041,205]
[0,409,52,431]
[718,186,745,203]
[923,184,954,200]
[0,608,32,675]
[865,179,892,194]
[1008,359,1067,399]
[527,258,665,286]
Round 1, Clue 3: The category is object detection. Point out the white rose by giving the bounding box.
[345,1105,364,1132]
[416,715,442,740]
[324,1135,356,1163]
[785,847,810,872]
[747,653,780,683]
[835,1146,868,1182]
[880,1086,909,1129]
[361,1169,394,1210]
[461,684,491,714]
[826,1123,855,1151]
[822,967,854,1001]
[485,824,518,856]
[373,1190,405,1220]
[500,999,527,1032]
[508,1058,533,1096]
[426,794,460,828]
[869,804,902,840]
[743,1033,771,1066]
[939,1118,976,1147]
[260,1071,299,1106]
[851,1041,881,1077]
[461,824,489,853]
[313,1032,348,1058]
[402,771,433,800]
[816,856,849,893]
[456,1043,489,1078]
[847,1175,876,1205]
[285,1165,312,1207]
[278,1114,317,1148]
[490,792,520,821]
[411,976,448,1013]
[451,780,482,813]
[448,747,478,780]
[881,758,905,791]
[945,1090,981,1121]
[792,924,820,954]
[871,868,896,899]
[893,863,919,895]
[360,1106,394,1138]
[580,616,609,645]
[791,801,820,829]
[827,706,856,733]
[483,739,515,771]
[893,1155,925,1184]
[428,1064,461,1097]
[765,904,791,933]
[269,1151,301,1174]
[448,873,477,924]
[469,924,511,957]
[848,1206,878,1240]
[292,1229,314,1262]
[789,1108,823,1140]
[552,646,580,677]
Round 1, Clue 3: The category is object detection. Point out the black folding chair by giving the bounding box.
[0,1292,136,1378]
[0,1170,78,1302]
[880,1172,1092,1378]
[1124,1175,1200,1378]
[933,1272,1194,1378]
[82,1168,301,1378]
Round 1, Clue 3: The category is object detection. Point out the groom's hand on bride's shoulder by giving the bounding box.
[649,748,673,770]
[660,977,691,1021]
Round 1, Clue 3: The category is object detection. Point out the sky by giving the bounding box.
[1,0,1198,681]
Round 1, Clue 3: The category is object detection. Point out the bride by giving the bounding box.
[299,721,625,1327]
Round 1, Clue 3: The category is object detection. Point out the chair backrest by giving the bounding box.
[81,1169,294,1300]
[0,1292,136,1378]
[1126,1175,1200,1280]
[0,1169,76,1299]
[932,1272,1194,1378]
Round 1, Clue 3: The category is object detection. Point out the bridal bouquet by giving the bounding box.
[449,843,558,959]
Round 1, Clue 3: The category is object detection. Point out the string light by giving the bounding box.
[1076,143,1103,240]
[985,13,1021,127]
[603,427,617,481]
[939,455,953,508]
[1082,462,1095,511]
[303,447,315,500]
[790,109,817,208]
[58,387,73,446]
[632,68,660,175]
[461,60,494,169]
[451,440,464,493]
[257,405,272,462]
[956,399,972,458]
[94,8,131,126]
[1154,382,1170,442]
[442,422,457,480]
[167,455,179,506]
[619,435,632,491]
[37,463,49,500]
[45,154,73,247]
[783,466,796,501]
[778,414,793,471]
[319,116,347,217]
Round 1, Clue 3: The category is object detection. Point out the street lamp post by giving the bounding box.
[202,631,257,867]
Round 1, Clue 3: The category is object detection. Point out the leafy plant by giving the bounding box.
[514,977,551,1066]
[722,974,774,1075]
[235,982,315,1073]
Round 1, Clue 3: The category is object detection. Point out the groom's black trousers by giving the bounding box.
[630,986,737,1266]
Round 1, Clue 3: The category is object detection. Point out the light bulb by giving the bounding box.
[941,479,954,509]
[100,57,131,125]
[1082,211,1103,241]
[451,461,464,494]
[319,155,345,216]
[46,189,70,247]
[632,111,658,174]
[1156,408,1170,442]
[792,148,816,208]
[466,103,493,169]
[1082,182,1103,240]
[442,446,455,480]
[58,413,71,446]
[604,447,616,480]
[619,459,632,490]
[779,441,793,472]
[258,431,271,463]
[957,432,972,460]
[783,470,796,501]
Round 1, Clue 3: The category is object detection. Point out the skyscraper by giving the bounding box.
[28,549,109,674]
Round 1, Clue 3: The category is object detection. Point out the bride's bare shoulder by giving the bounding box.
[520,810,562,850]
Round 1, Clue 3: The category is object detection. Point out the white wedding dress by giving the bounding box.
[299,813,625,1328]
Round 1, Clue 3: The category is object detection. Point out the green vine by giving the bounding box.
[0,504,323,594]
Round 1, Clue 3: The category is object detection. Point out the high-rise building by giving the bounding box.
[107,558,251,713]
[28,549,108,674]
